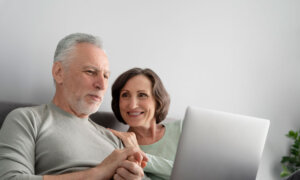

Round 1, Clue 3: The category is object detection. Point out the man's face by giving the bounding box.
[59,43,109,118]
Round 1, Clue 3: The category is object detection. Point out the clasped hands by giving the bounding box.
[108,129,148,180]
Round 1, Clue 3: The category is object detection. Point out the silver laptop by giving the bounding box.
[171,106,270,180]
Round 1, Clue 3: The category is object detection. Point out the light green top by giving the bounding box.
[0,103,123,180]
[141,120,182,180]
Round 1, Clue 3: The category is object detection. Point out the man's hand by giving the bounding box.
[96,147,143,179]
[113,160,145,180]
[108,129,148,168]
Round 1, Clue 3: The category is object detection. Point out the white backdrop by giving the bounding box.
[0,1,299,179]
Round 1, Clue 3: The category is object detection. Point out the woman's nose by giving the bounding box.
[128,97,138,109]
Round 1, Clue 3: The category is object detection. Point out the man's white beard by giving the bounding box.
[75,98,101,115]
[68,95,101,116]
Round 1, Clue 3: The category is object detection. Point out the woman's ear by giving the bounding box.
[52,61,64,84]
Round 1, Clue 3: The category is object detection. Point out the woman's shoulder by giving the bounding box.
[161,120,183,140]
[163,119,183,132]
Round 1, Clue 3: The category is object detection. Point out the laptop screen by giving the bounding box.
[171,106,270,180]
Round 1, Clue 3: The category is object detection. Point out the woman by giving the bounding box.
[110,68,182,180]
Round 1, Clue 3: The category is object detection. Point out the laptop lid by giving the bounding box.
[171,106,270,180]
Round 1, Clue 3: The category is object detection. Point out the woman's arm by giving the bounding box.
[144,153,173,178]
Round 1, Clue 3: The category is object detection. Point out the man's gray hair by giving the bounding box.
[54,33,103,66]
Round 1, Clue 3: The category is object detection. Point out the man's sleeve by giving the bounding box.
[0,109,42,180]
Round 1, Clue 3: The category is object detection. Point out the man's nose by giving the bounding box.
[94,75,106,90]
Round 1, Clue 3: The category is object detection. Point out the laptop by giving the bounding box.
[171,106,270,180]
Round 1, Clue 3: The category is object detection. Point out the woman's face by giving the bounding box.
[119,75,156,128]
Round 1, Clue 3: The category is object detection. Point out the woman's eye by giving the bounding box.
[138,93,148,98]
[121,93,129,98]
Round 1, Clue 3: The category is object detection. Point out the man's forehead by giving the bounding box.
[73,43,107,58]
[83,65,110,73]
[70,44,109,68]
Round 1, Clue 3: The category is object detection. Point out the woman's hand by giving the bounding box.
[109,129,140,149]
[108,129,147,168]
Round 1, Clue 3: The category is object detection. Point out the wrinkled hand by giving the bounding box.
[95,147,145,179]
[113,151,146,180]
[109,129,140,149]
[113,159,145,180]
[109,129,147,168]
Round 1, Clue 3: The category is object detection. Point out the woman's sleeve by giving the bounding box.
[144,153,174,179]
[0,109,42,180]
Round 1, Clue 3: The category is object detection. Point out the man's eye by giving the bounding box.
[86,70,95,75]
[104,74,109,79]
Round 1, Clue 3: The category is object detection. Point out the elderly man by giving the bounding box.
[0,33,147,180]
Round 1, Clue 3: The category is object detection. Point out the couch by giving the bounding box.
[0,101,129,131]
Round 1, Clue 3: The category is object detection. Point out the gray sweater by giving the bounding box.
[0,103,123,180]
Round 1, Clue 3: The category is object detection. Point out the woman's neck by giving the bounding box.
[128,122,165,145]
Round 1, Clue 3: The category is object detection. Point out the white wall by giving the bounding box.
[0,0,299,179]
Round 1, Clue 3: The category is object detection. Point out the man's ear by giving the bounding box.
[52,61,64,84]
